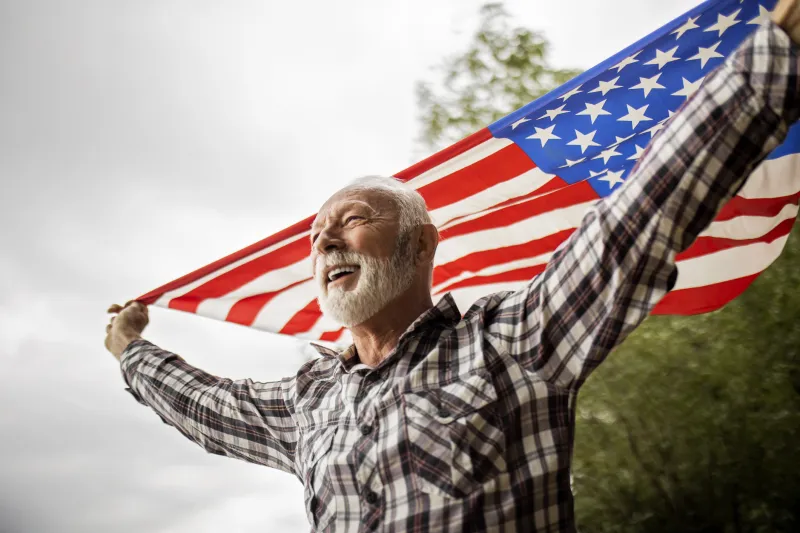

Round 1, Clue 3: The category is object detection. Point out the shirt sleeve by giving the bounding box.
[120,339,300,475]
[488,21,800,390]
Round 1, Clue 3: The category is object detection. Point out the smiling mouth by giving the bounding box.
[326,265,360,285]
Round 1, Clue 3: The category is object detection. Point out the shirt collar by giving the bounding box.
[310,293,461,372]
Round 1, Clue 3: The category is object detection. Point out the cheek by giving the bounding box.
[351,228,395,258]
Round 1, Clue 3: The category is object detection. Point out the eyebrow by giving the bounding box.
[311,201,377,233]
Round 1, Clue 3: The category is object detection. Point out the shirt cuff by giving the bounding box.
[741,20,800,125]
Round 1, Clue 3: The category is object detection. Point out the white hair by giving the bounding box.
[339,175,431,232]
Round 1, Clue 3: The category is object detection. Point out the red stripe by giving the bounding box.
[652,274,760,315]
[319,328,345,342]
[137,215,314,305]
[432,229,574,288]
[439,181,598,241]
[417,145,535,211]
[486,176,569,210]
[440,176,569,229]
[716,191,800,221]
[279,299,322,336]
[167,237,311,314]
[225,278,310,326]
[677,217,795,261]
[394,129,494,182]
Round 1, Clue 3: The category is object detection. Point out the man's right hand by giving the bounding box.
[105,301,149,360]
[773,0,800,45]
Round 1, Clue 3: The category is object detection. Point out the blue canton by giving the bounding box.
[490,0,783,197]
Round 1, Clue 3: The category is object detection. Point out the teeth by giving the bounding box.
[327,266,356,282]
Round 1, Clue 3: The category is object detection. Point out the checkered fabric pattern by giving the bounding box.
[121,22,800,533]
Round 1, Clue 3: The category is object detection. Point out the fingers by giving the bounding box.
[108,301,148,314]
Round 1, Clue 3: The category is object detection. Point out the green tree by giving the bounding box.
[417,3,800,531]
[415,2,580,151]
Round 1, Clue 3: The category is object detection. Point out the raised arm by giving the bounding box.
[490,15,800,390]
[105,302,299,474]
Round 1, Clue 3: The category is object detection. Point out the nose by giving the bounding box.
[313,227,344,255]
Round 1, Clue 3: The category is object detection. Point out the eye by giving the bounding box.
[345,215,364,224]
[311,233,319,244]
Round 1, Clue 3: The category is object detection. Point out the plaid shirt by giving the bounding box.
[121,23,800,533]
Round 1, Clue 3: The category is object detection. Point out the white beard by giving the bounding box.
[315,236,416,328]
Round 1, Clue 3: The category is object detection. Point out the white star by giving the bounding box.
[671,16,700,40]
[641,121,666,138]
[687,41,724,69]
[629,73,666,98]
[577,99,611,124]
[559,157,586,168]
[567,129,601,153]
[628,144,647,161]
[558,85,583,102]
[588,169,606,179]
[592,146,622,164]
[609,133,635,148]
[748,5,772,26]
[538,104,570,121]
[705,9,741,37]
[611,51,641,73]
[589,76,623,96]
[598,169,626,189]
[511,117,531,130]
[527,124,561,147]
[618,104,652,129]
[672,76,705,99]
[644,46,681,70]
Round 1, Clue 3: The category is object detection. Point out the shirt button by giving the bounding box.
[360,424,373,435]
[365,491,379,505]
[437,408,451,418]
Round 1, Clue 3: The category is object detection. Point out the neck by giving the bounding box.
[349,280,433,367]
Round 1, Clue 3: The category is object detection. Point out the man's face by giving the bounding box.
[310,189,416,327]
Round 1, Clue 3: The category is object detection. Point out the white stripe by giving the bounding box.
[429,166,555,228]
[738,153,800,199]
[154,231,311,307]
[432,252,553,294]
[701,203,798,239]
[301,312,345,341]
[435,201,593,265]
[251,279,319,332]
[404,137,513,190]
[194,258,312,321]
[673,233,790,290]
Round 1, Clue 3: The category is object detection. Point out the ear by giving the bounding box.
[415,223,439,265]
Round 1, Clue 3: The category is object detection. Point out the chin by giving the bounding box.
[318,288,387,328]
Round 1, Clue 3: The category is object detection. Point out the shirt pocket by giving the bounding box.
[402,370,507,498]
[299,425,337,531]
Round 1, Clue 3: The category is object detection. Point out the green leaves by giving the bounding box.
[574,225,800,532]
[415,3,580,151]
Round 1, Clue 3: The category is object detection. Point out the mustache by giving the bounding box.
[314,251,367,278]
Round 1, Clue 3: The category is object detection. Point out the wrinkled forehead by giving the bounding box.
[312,188,399,230]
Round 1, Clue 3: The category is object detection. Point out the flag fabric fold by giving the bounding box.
[138,0,800,344]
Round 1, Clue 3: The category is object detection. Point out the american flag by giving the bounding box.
[137,0,800,344]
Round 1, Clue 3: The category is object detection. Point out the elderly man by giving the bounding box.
[106,3,800,531]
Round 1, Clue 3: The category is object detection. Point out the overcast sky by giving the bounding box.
[0,0,699,531]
